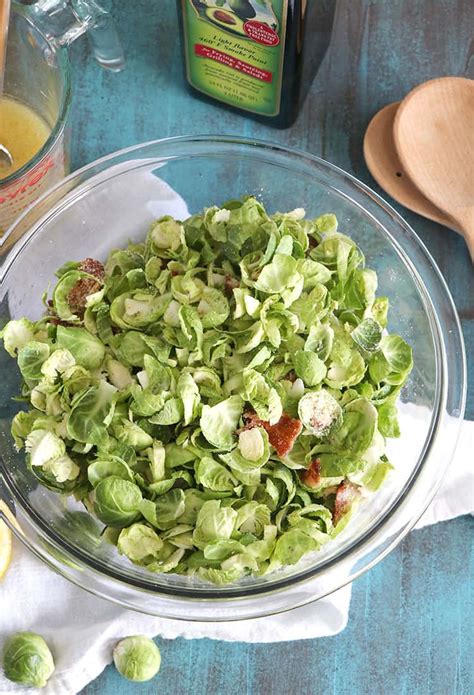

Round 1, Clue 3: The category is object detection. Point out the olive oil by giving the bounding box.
[178,0,335,128]
[0,98,51,179]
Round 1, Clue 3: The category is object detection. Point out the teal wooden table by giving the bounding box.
[77,2,473,693]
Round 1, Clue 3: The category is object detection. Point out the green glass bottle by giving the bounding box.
[177,0,336,128]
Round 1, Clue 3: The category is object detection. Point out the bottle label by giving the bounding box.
[182,1,288,117]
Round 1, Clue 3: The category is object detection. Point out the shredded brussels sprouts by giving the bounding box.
[0,197,412,584]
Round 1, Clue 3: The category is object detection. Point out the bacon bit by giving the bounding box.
[224,274,239,298]
[170,270,180,277]
[67,277,101,315]
[301,458,321,488]
[236,413,264,436]
[266,414,303,457]
[240,410,302,457]
[333,480,360,525]
[241,410,264,430]
[79,258,105,280]
[285,370,297,383]
[49,317,75,327]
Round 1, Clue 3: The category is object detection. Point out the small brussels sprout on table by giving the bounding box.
[2,631,54,688]
[113,635,161,682]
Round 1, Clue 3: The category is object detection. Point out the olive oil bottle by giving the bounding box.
[177,1,335,128]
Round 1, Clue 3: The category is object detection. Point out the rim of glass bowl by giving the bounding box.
[0,136,466,615]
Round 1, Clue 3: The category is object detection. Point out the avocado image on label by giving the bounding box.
[205,7,246,34]
[213,9,237,23]
[228,0,256,20]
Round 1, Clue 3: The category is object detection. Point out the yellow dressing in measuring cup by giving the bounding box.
[0,94,65,239]
[0,98,51,178]
[0,1,123,248]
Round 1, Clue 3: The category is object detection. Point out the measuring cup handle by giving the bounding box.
[85,2,125,72]
[24,0,125,71]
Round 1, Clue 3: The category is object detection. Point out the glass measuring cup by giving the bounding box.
[0,0,124,247]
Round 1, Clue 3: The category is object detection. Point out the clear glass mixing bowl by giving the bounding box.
[0,137,466,621]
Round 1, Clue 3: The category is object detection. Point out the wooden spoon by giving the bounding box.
[363,102,460,232]
[394,76,474,259]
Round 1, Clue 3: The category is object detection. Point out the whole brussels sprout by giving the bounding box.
[2,631,55,687]
[113,635,161,682]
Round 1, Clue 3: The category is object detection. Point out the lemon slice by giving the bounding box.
[0,501,21,532]
[0,501,19,580]
[0,519,12,579]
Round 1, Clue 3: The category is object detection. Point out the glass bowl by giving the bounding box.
[0,136,466,621]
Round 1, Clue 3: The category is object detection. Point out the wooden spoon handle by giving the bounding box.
[452,207,474,262]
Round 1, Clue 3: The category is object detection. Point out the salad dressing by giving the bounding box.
[0,98,51,179]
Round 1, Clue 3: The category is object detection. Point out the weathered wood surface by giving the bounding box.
[75,1,473,693]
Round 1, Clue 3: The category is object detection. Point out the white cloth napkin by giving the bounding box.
[0,418,472,695]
